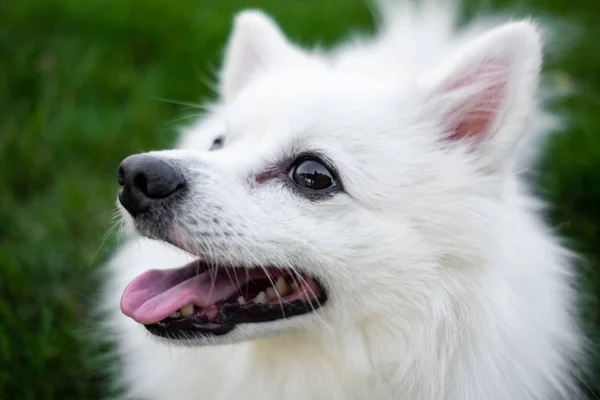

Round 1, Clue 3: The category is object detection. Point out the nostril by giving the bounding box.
[132,162,183,199]
[117,166,126,186]
[133,172,149,196]
[145,175,184,199]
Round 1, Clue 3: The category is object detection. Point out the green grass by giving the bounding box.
[0,0,598,398]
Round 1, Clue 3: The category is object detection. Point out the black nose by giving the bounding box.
[117,154,185,216]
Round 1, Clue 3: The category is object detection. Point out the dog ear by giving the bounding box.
[423,21,543,171]
[220,11,305,102]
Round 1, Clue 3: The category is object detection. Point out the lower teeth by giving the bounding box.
[253,291,268,304]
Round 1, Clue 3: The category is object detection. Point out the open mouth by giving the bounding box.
[120,259,327,339]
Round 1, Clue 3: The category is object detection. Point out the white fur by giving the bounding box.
[102,2,583,399]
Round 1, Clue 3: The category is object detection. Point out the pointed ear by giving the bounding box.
[423,21,543,171]
[220,10,306,102]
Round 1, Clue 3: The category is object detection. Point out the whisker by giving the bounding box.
[164,113,203,127]
[286,265,325,321]
[151,96,204,109]
[90,207,124,267]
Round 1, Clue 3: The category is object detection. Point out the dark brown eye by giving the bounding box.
[290,158,336,191]
[210,136,225,151]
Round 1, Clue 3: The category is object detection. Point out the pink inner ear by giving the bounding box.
[441,63,507,142]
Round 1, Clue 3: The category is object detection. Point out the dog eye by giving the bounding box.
[210,136,225,151]
[289,158,336,191]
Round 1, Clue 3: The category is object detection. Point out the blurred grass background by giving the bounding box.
[0,0,599,398]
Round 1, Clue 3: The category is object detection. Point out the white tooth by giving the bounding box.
[168,311,181,318]
[266,287,278,300]
[180,304,195,317]
[275,277,291,296]
[290,281,299,292]
[253,291,268,304]
[237,296,246,305]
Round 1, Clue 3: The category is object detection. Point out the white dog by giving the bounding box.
[102,1,584,398]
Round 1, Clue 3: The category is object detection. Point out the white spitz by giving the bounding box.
[102,1,584,398]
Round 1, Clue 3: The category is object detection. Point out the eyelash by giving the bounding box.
[210,136,225,151]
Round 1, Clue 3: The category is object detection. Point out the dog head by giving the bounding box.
[117,11,543,346]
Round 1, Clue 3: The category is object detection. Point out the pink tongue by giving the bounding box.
[120,264,252,325]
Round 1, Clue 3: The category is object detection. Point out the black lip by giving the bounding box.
[144,291,328,340]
